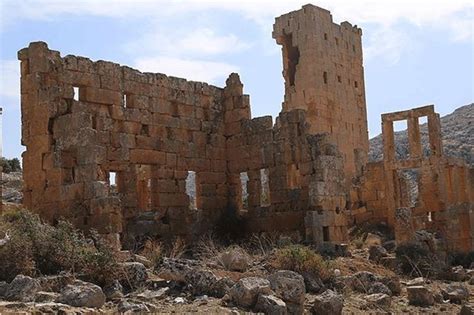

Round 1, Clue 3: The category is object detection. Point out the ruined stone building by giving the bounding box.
[16,4,474,251]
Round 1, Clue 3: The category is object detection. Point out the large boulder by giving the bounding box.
[229,277,272,308]
[103,280,123,300]
[157,258,200,282]
[0,281,8,298]
[218,247,250,272]
[311,289,343,315]
[380,276,401,295]
[407,286,434,306]
[368,245,388,263]
[460,304,474,315]
[442,283,469,304]
[34,291,60,303]
[368,282,392,296]
[301,272,324,293]
[57,280,106,308]
[119,262,148,289]
[5,275,41,302]
[268,270,306,305]
[255,294,287,315]
[210,277,235,298]
[184,269,219,296]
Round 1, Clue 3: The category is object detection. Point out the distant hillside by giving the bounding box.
[369,103,474,166]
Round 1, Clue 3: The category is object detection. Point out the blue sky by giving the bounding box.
[0,0,473,159]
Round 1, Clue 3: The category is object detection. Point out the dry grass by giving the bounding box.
[271,244,333,281]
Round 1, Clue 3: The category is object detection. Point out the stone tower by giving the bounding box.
[273,4,369,180]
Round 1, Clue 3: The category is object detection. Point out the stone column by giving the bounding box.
[407,116,422,159]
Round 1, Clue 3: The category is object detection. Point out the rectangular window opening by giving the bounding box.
[354,81,358,88]
[109,171,119,196]
[186,171,197,210]
[240,172,249,211]
[352,44,356,52]
[323,71,328,84]
[337,75,342,83]
[73,86,79,101]
[427,211,433,222]
[123,93,130,108]
[323,226,330,242]
[335,37,339,45]
[324,33,328,40]
[136,165,152,211]
[260,169,271,207]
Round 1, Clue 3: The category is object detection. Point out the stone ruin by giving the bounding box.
[12,4,474,251]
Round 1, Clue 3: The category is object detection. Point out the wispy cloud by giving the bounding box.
[126,27,250,57]
[134,57,238,85]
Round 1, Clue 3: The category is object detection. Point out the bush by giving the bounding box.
[448,251,474,268]
[395,242,446,278]
[0,209,118,285]
[272,245,332,281]
[1,157,21,173]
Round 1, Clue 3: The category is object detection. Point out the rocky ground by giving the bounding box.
[0,230,473,314]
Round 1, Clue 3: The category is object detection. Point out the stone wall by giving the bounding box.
[359,105,474,252]
[18,39,349,246]
[273,5,369,182]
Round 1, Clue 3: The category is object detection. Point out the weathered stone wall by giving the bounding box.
[273,5,369,182]
[18,39,349,246]
[18,42,229,246]
[359,105,474,252]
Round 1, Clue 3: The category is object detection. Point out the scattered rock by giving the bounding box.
[118,299,150,313]
[229,277,272,308]
[103,280,123,300]
[460,304,474,315]
[34,291,60,303]
[5,275,41,302]
[0,281,8,298]
[38,274,75,292]
[364,293,391,308]
[185,269,219,296]
[119,262,148,289]
[133,254,153,268]
[382,240,397,252]
[406,277,425,286]
[442,283,469,304]
[302,272,324,293]
[255,294,287,315]
[57,280,106,308]
[368,282,392,296]
[135,287,169,300]
[157,258,199,282]
[469,277,474,285]
[407,286,434,306]
[450,266,468,282]
[381,276,401,295]
[368,245,388,263]
[268,270,306,305]
[174,297,186,304]
[210,277,235,298]
[311,289,343,315]
[364,233,382,247]
[219,247,250,272]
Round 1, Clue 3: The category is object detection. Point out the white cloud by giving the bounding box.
[126,27,250,57]
[2,0,472,65]
[0,60,20,104]
[133,57,238,84]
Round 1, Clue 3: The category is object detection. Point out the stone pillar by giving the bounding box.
[427,113,443,157]
[382,119,395,162]
[407,116,422,159]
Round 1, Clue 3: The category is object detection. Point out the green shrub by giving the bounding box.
[0,209,118,285]
[1,157,21,173]
[272,245,332,281]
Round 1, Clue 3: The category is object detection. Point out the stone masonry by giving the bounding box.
[273,5,369,182]
[17,4,474,251]
[356,105,474,252]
